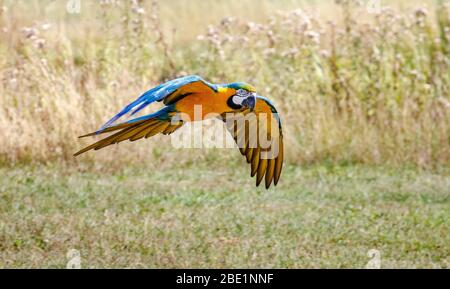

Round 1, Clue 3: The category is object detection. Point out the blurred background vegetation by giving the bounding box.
[0,0,448,169]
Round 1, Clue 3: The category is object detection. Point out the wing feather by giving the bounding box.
[274,136,284,185]
[74,119,183,156]
[250,147,260,177]
[256,158,268,187]
[265,158,276,189]
[221,96,283,188]
[145,122,170,138]
[245,147,253,163]
[96,75,215,133]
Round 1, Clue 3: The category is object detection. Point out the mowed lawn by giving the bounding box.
[0,163,448,268]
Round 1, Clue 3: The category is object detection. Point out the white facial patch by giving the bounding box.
[232,89,250,106]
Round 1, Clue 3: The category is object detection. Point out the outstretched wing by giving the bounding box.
[97,75,217,134]
[222,96,283,189]
[74,105,183,156]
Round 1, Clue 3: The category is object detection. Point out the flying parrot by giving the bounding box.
[74,75,283,188]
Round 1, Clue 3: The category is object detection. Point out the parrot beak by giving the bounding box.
[242,95,256,111]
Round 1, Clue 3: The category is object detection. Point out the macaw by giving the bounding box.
[74,75,283,188]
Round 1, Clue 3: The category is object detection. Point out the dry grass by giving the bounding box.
[0,0,449,168]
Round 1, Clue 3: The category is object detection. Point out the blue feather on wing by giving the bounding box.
[97,75,213,133]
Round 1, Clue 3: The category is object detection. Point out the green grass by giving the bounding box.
[0,163,448,268]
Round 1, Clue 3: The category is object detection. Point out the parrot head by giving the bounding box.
[226,82,257,111]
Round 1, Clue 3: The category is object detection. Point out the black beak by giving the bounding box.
[242,96,256,111]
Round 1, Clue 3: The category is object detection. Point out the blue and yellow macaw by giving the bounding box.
[74,75,283,188]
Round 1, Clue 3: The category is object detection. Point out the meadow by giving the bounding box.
[1,164,449,268]
[0,0,449,268]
